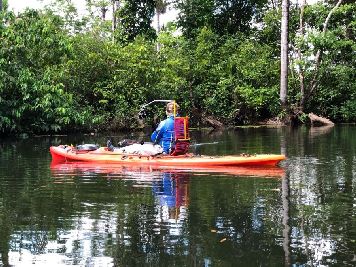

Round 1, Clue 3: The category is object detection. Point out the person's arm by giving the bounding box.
[151,120,166,144]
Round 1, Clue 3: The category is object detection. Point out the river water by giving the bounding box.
[0,125,355,266]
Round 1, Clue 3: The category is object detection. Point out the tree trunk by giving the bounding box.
[0,0,2,12]
[156,8,161,34]
[156,9,161,51]
[101,6,107,21]
[112,0,120,32]
[298,0,306,110]
[280,0,289,116]
[111,0,120,42]
[112,0,116,32]
[155,0,168,51]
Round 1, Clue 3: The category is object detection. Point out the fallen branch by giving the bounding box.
[308,113,334,126]
[203,116,224,129]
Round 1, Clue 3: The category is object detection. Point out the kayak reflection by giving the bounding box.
[23,162,288,265]
[50,162,191,244]
[50,162,285,179]
[50,162,284,242]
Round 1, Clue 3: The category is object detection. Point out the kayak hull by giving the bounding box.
[50,145,286,167]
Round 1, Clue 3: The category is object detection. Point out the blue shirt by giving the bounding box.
[151,115,175,154]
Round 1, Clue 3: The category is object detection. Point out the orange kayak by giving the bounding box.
[50,145,286,167]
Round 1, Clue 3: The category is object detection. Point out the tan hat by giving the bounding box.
[166,101,180,114]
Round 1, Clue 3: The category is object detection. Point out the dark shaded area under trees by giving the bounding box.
[0,0,354,135]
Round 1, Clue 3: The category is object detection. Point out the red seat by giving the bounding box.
[171,117,190,156]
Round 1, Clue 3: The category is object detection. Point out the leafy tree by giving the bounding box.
[85,0,111,20]
[290,1,355,121]
[117,0,156,42]
[0,0,8,15]
[175,0,268,37]
[53,33,119,129]
[0,10,74,133]
[105,37,160,128]
[213,0,267,34]
[45,0,84,31]
[175,0,214,37]
[0,0,355,135]
[156,27,280,125]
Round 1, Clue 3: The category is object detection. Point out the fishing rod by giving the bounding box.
[138,99,173,118]
[140,99,173,109]
[190,142,219,147]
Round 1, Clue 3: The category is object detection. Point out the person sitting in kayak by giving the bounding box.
[151,101,179,154]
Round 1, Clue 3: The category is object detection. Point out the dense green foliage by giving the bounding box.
[300,3,356,122]
[0,10,75,133]
[0,0,355,135]
[117,0,156,42]
[175,0,268,37]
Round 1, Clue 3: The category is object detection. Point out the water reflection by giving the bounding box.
[51,164,192,266]
[282,173,291,266]
[2,164,190,266]
[1,162,285,266]
[308,125,334,139]
[1,126,354,266]
[152,172,189,238]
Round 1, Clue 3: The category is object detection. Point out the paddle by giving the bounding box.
[113,140,219,148]
[190,141,220,155]
[190,141,219,147]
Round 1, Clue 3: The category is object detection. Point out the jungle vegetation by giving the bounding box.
[0,0,355,135]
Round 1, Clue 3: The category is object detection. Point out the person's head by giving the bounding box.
[166,101,180,116]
